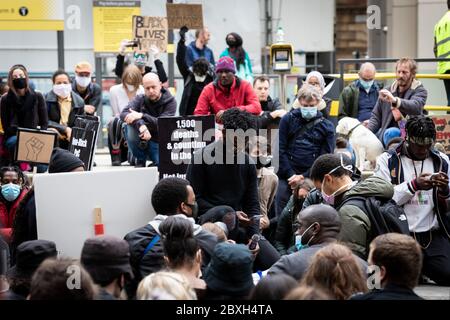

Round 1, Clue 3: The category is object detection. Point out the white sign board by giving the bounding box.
[34,168,158,258]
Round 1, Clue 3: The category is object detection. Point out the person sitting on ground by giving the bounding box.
[351,233,424,300]
[249,274,297,300]
[193,57,261,121]
[9,148,85,260]
[124,177,217,299]
[72,61,102,115]
[248,135,278,232]
[203,242,255,300]
[28,258,95,300]
[177,26,215,116]
[187,108,280,271]
[274,180,314,255]
[276,84,335,215]
[136,271,196,300]
[0,166,28,243]
[115,40,168,84]
[367,57,427,145]
[374,115,450,285]
[310,153,394,258]
[45,69,85,150]
[338,62,380,124]
[120,72,176,167]
[269,204,367,280]
[159,216,206,296]
[0,240,57,300]
[108,65,144,166]
[300,243,368,300]
[81,235,134,300]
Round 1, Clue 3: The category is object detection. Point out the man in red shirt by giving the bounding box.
[194,56,261,121]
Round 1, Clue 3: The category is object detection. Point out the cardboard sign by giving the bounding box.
[166,3,203,30]
[133,15,168,52]
[15,128,57,165]
[158,115,215,180]
[432,115,450,154]
[34,168,158,258]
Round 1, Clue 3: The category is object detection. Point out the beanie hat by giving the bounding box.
[48,148,85,173]
[215,57,236,74]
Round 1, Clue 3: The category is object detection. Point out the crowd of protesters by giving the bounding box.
[0,23,449,301]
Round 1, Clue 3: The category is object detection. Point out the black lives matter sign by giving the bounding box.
[158,115,215,180]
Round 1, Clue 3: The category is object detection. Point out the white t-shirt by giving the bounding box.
[375,153,450,232]
[109,84,144,116]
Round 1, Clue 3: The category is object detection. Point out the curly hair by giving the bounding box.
[221,108,256,131]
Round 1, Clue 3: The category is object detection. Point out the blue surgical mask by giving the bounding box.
[300,106,318,120]
[1,183,21,202]
[295,222,318,251]
[360,79,374,91]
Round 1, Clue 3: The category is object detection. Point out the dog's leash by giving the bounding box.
[343,123,362,140]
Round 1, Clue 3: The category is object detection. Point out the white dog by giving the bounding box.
[335,117,384,171]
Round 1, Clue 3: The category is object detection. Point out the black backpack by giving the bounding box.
[337,196,410,242]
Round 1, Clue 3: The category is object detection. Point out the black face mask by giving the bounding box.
[13,78,27,89]
[226,39,237,47]
[254,155,272,169]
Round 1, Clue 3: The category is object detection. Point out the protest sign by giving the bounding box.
[133,15,168,52]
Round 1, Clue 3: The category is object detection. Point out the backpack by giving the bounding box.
[337,196,410,242]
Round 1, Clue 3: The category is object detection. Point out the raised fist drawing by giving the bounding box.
[25,137,45,162]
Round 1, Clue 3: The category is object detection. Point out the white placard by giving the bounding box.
[34,168,158,258]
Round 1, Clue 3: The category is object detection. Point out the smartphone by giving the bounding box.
[251,215,263,221]
[248,234,261,251]
[429,173,440,180]
[125,40,138,48]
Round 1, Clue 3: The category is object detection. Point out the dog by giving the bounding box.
[336,117,384,171]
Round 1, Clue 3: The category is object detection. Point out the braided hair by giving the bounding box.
[405,115,436,141]
[0,166,26,186]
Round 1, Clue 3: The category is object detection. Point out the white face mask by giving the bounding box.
[126,84,136,92]
[194,74,207,82]
[53,83,72,98]
[75,75,91,88]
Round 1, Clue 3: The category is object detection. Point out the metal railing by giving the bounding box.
[337,58,450,92]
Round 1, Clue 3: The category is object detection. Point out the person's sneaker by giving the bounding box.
[147,162,157,167]
[135,160,146,168]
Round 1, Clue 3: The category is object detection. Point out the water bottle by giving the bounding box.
[276,27,285,43]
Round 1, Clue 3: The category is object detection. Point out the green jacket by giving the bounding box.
[338,81,359,119]
[337,175,394,259]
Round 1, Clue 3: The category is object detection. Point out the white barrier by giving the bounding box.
[34,168,158,258]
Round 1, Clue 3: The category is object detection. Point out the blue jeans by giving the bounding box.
[5,136,17,153]
[124,125,159,165]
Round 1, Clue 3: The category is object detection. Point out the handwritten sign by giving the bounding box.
[431,115,450,154]
[166,3,203,30]
[133,15,168,52]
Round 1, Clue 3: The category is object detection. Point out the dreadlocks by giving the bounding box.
[406,115,436,144]
[0,166,27,186]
